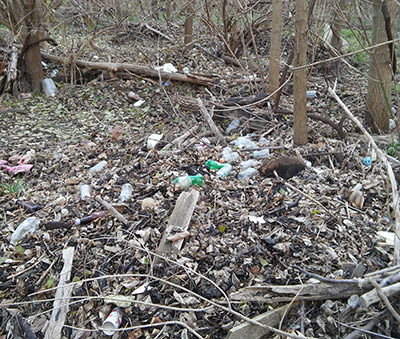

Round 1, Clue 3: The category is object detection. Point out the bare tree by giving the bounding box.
[293,0,308,145]
[184,0,195,47]
[366,0,395,132]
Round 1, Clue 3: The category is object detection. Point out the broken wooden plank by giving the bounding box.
[226,303,298,339]
[44,247,74,339]
[155,190,199,264]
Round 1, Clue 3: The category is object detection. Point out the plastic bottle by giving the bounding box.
[240,159,259,170]
[73,211,108,226]
[233,136,257,149]
[42,78,57,97]
[172,174,203,190]
[14,200,42,213]
[80,184,91,200]
[221,147,240,163]
[238,168,257,179]
[306,90,316,98]
[119,183,133,203]
[216,163,232,177]
[10,217,40,245]
[102,307,122,336]
[253,149,270,159]
[205,160,225,170]
[89,160,108,173]
[226,118,240,134]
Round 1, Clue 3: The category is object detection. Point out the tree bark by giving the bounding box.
[184,0,195,47]
[268,0,283,99]
[366,0,395,132]
[293,0,308,145]
[23,0,44,93]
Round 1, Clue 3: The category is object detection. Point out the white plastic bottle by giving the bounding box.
[221,147,240,163]
[89,160,108,173]
[10,217,40,245]
[240,159,259,169]
[216,163,232,177]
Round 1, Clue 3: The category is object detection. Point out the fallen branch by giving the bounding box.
[329,80,400,264]
[197,98,227,146]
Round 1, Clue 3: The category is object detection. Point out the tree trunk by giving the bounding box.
[331,0,345,52]
[166,0,172,18]
[24,0,44,93]
[293,0,308,145]
[184,0,195,47]
[366,0,395,132]
[268,0,283,99]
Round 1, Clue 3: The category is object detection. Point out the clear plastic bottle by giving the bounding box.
[216,163,232,177]
[119,183,133,202]
[238,168,257,179]
[253,149,270,159]
[240,159,259,169]
[89,160,108,173]
[10,217,40,245]
[226,118,240,134]
[233,136,257,149]
[42,78,57,97]
[221,147,240,163]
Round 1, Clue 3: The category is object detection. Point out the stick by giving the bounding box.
[196,98,227,146]
[329,80,400,264]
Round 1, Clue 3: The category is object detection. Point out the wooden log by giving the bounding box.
[359,282,400,308]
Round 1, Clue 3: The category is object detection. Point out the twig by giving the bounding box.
[369,278,400,323]
[94,195,130,226]
[292,265,359,284]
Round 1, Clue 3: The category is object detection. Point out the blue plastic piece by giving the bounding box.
[363,157,372,165]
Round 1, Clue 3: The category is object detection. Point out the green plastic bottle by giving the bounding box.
[172,174,203,190]
[205,160,225,170]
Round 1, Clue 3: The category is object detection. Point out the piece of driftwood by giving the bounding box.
[226,303,298,339]
[40,51,217,86]
[44,247,74,339]
[230,282,371,303]
[155,190,199,265]
[359,281,400,308]
[259,156,306,179]
[197,98,227,146]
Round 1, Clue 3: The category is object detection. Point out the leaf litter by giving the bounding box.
[0,17,400,339]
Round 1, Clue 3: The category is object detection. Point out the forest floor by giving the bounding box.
[1,14,400,339]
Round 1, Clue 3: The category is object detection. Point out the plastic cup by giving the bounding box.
[102,307,122,336]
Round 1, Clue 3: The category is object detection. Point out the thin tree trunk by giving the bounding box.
[24,0,44,93]
[293,0,308,145]
[269,0,283,99]
[366,0,395,132]
[184,0,195,47]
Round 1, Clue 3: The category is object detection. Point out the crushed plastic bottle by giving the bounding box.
[240,159,259,170]
[172,174,203,190]
[216,163,232,177]
[205,160,225,170]
[238,168,257,179]
[89,160,108,173]
[80,184,91,200]
[306,90,316,98]
[253,149,270,159]
[221,147,240,163]
[147,133,163,150]
[119,183,133,203]
[226,118,240,134]
[10,217,40,245]
[233,136,257,149]
[42,78,57,97]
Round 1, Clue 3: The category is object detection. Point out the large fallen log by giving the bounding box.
[40,51,218,86]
